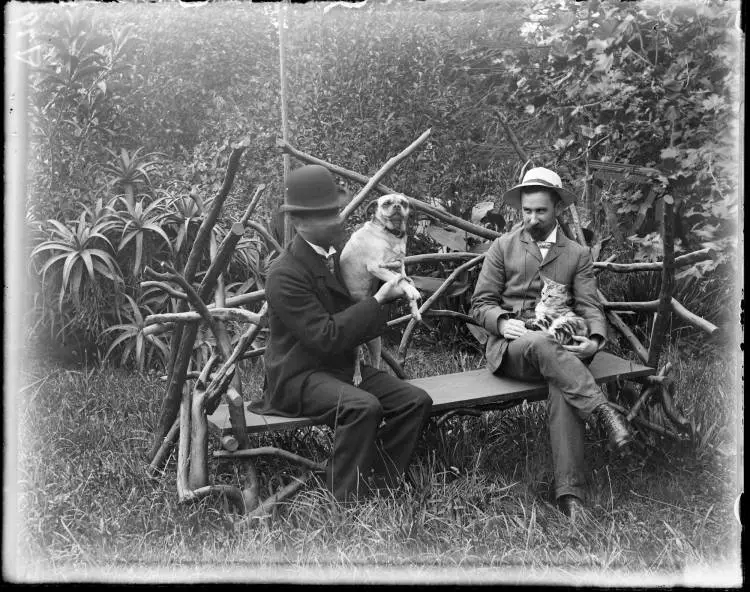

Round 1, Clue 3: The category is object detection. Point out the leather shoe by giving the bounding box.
[595,403,633,452]
[557,494,585,522]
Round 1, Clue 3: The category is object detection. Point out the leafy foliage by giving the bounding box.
[31,211,122,310]
[109,195,172,278]
[103,293,170,371]
[485,0,740,273]
[16,0,739,368]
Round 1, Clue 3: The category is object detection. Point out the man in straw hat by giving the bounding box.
[251,165,432,502]
[470,167,633,521]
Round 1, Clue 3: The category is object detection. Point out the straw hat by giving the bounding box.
[502,167,577,209]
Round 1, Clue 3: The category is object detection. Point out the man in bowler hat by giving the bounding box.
[470,167,633,521]
[251,165,433,502]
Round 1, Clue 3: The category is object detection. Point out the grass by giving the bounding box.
[6,338,741,585]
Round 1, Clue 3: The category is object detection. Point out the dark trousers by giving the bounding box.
[498,331,607,501]
[300,365,432,501]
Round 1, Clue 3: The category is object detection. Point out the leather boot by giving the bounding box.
[595,403,633,451]
[557,494,585,523]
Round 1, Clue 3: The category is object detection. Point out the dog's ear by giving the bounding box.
[364,200,379,219]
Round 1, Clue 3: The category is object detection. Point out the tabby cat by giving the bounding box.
[523,276,589,345]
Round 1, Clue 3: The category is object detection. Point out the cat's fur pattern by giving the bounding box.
[524,276,589,345]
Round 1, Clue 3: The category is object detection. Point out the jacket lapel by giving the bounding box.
[291,235,351,299]
[519,230,543,262]
[539,230,569,268]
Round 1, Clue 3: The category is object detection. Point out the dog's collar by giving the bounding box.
[371,217,406,239]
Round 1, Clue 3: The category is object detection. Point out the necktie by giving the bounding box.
[536,241,554,249]
[325,254,336,275]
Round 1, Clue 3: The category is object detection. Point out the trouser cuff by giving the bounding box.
[554,483,586,501]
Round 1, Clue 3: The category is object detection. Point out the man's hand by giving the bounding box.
[497,318,530,340]
[373,275,406,304]
[562,335,601,359]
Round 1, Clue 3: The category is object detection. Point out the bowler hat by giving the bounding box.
[280,165,350,213]
[502,167,577,210]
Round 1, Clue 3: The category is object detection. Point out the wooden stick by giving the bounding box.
[210,233,226,308]
[160,264,224,347]
[671,298,719,335]
[593,248,714,273]
[603,300,660,312]
[398,255,485,364]
[278,140,500,240]
[436,408,483,427]
[224,386,250,457]
[204,306,268,414]
[610,402,685,441]
[234,472,315,528]
[404,252,480,265]
[141,281,189,301]
[240,458,261,513]
[184,144,247,281]
[149,323,201,462]
[597,289,650,364]
[493,109,530,163]
[140,285,266,314]
[224,289,266,308]
[196,353,220,388]
[660,381,692,432]
[184,485,246,513]
[568,203,588,246]
[278,0,292,245]
[387,309,479,327]
[145,309,264,327]
[189,386,209,489]
[647,198,676,368]
[148,222,246,461]
[239,184,267,225]
[246,219,284,254]
[214,447,326,471]
[593,253,617,276]
[147,417,179,478]
[340,129,431,219]
[162,263,252,449]
[626,363,671,421]
[625,384,659,422]
[176,383,192,502]
[199,222,246,295]
[239,347,267,361]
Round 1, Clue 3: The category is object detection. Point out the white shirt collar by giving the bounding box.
[304,239,336,258]
[537,225,557,245]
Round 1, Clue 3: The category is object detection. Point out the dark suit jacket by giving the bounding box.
[470,226,607,374]
[251,235,389,417]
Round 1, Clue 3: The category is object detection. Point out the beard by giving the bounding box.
[525,223,553,241]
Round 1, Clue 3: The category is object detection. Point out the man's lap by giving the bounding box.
[501,331,594,381]
[298,366,429,422]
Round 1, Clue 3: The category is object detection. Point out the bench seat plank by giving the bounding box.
[208,352,653,436]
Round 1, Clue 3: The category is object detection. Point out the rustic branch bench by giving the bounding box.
[208,352,655,437]
[142,136,718,528]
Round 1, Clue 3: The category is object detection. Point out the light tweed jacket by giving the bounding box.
[470,226,608,374]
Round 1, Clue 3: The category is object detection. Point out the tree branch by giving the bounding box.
[145,308,264,327]
[398,255,485,364]
[340,129,431,219]
[213,447,325,472]
[277,140,500,240]
[593,248,715,273]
